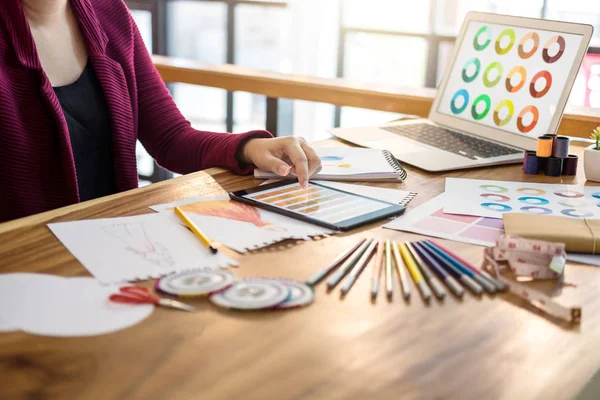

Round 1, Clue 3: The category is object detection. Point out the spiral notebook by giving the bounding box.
[254,147,408,182]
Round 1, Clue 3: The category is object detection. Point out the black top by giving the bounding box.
[54,61,117,202]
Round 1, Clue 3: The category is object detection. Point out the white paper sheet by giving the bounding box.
[261,180,417,206]
[150,195,333,253]
[0,274,153,337]
[0,317,17,333]
[49,213,238,283]
[312,181,416,206]
[444,178,600,220]
[384,193,505,247]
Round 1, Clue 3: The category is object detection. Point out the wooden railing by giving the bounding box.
[152,55,600,139]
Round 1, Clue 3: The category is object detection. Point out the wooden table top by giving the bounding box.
[1,140,599,400]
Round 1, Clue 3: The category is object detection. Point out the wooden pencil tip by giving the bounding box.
[210,246,218,254]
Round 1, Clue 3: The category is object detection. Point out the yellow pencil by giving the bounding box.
[399,242,432,302]
[174,206,218,254]
[391,240,411,300]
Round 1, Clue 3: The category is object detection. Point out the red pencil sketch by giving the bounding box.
[177,200,287,231]
[102,223,175,267]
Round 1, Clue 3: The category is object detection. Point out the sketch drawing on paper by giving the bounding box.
[102,223,175,267]
[177,200,287,231]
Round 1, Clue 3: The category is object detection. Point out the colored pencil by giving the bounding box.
[370,240,385,299]
[174,206,218,254]
[399,242,432,302]
[341,241,378,296]
[406,242,446,300]
[306,238,367,286]
[385,239,393,299]
[428,240,506,291]
[391,241,411,300]
[424,240,496,294]
[420,241,484,296]
[327,239,374,289]
[412,242,464,298]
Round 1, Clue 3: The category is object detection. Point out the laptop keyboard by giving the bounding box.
[381,123,522,160]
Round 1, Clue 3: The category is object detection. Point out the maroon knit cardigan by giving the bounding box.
[0,0,271,222]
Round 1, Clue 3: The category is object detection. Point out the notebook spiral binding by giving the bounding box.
[399,192,418,206]
[383,150,408,181]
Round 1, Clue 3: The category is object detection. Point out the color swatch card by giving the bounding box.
[444,178,600,220]
[151,195,333,253]
[49,213,237,284]
[384,193,504,247]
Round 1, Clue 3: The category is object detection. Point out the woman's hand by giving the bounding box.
[241,137,322,188]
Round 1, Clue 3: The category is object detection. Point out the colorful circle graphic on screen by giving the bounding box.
[450,89,469,115]
[462,58,481,83]
[518,32,539,59]
[480,193,510,202]
[480,184,509,193]
[481,203,512,212]
[542,36,566,64]
[505,66,527,93]
[593,192,600,199]
[518,196,550,205]
[554,190,584,198]
[516,105,539,133]
[483,62,503,88]
[521,206,552,215]
[558,199,589,208]
[517,188,546,195]
[471,94,491,120]
[561,209,593,218]
[474,26,491,51]
[495,29,516,55]
[493,99,514,127]
[529,71,552,98]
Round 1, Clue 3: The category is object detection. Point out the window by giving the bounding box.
[126,0,600,183]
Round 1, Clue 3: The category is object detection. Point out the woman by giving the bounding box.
[0,0,321,223]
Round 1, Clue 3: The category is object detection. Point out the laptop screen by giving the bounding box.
[437,21,583,138]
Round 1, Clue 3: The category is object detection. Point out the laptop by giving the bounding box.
[329,12,594,172]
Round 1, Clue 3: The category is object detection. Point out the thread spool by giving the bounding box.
[538,157,548,174]
[552,136,570,158]
[545,157,562,177]
[562,154,578,176]
[536,136,553,157]
[544,133,557,154]
[523,151,539,174]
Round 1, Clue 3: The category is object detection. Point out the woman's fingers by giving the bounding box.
[301,141,322,178]
[283,139,310,188]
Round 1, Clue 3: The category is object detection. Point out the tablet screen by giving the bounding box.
[243,182,391,225]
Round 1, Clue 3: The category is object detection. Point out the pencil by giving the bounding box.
[412,242,464,298]
[399,242,432,302]
[391,240,411,300]
[428,240,506,292]
[370,240,385,299]
[341,241,378,296]
[385,239,393,299]
[306,238,367,286]
[174,206,218,254]
[420,241,484,296]
[424,240,495,294]
[406,242,446,300]
[327,238,374,289]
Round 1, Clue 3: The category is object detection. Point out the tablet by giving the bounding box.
[229,181,405,231]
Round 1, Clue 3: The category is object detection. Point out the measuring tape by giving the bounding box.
[482,235,581,323]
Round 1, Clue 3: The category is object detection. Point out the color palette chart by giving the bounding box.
[439,21,583,137]
[246,183,389,224]
[384,193,504,247]
[444,178,600,220]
